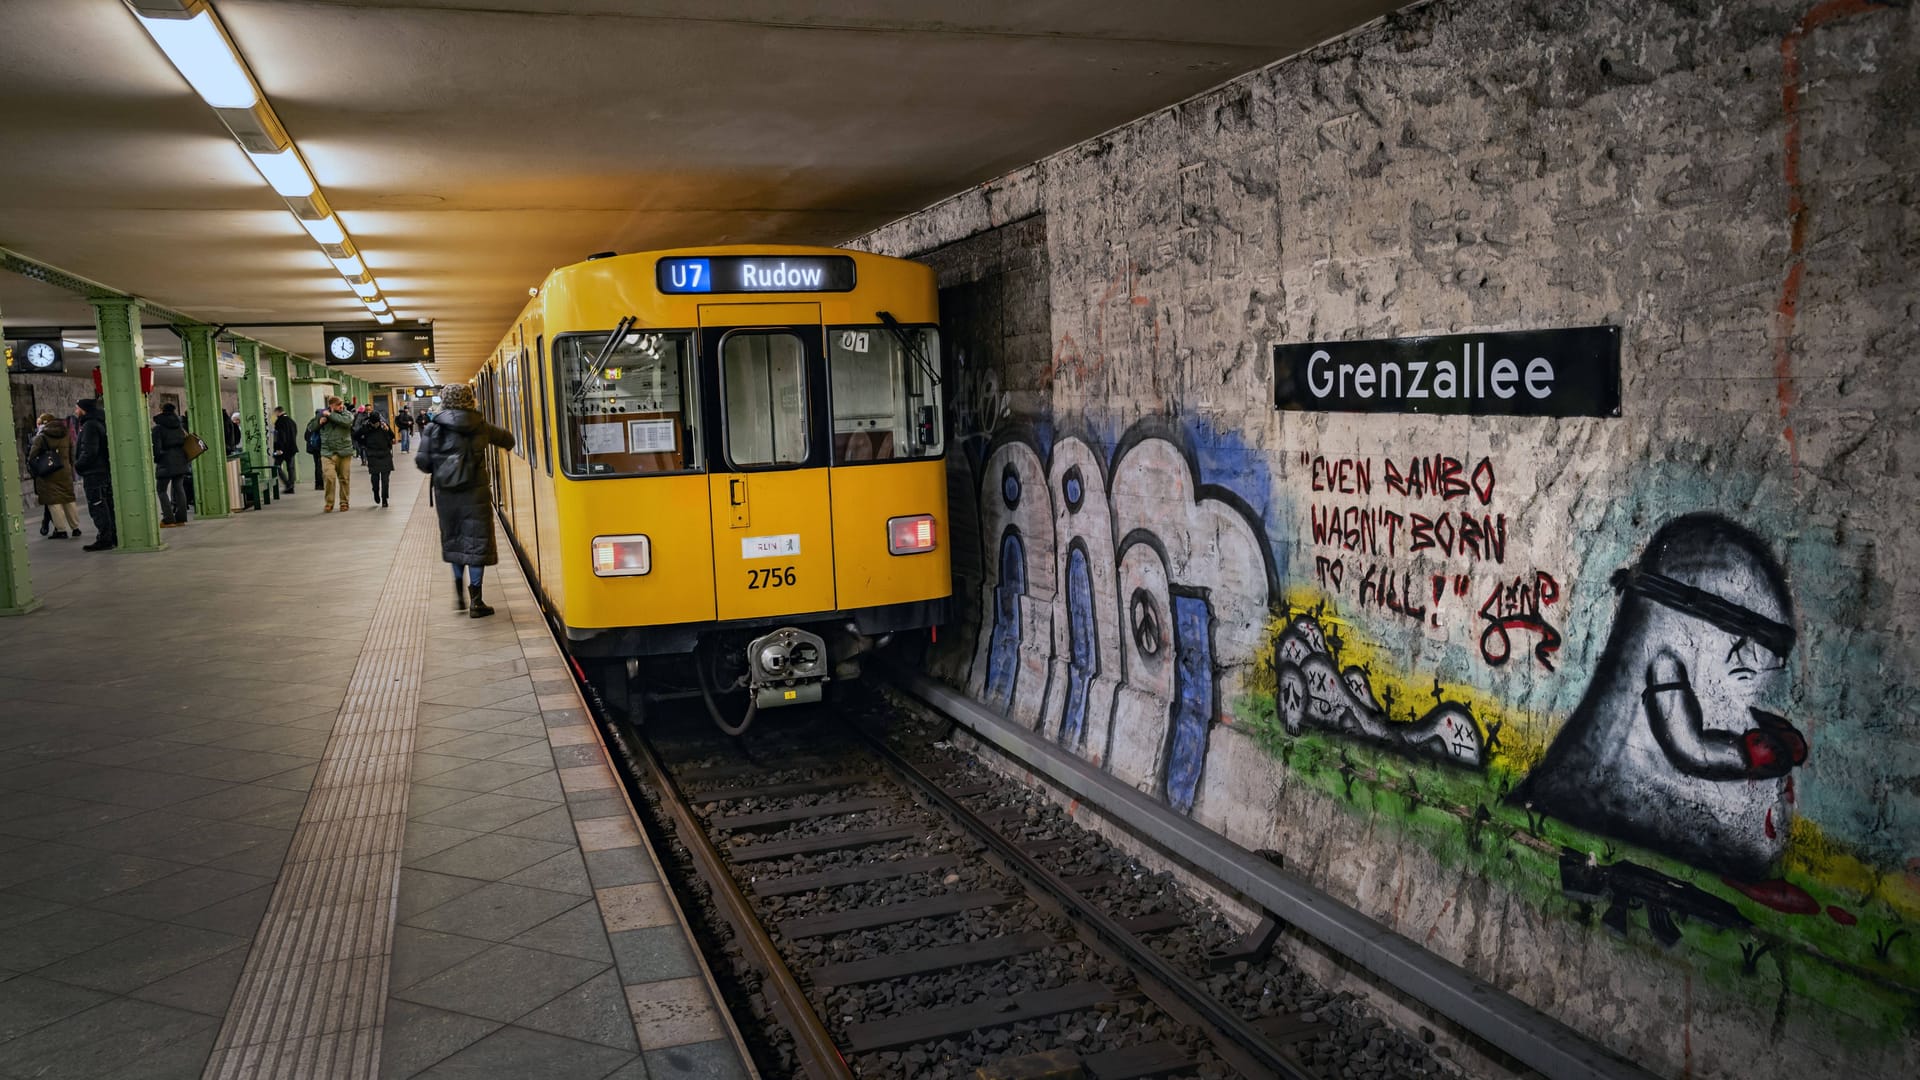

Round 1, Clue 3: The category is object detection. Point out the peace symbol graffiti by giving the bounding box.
[1130,589,1162,657]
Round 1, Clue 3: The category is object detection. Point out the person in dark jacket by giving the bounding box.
[72,399,115,551]
[361,411,396,508]
[272,406,299,494]
[224,411,242,456]
[395,407,415,453]
[152,403,191,527]
[416,384,514,617]
[29,415,81,539]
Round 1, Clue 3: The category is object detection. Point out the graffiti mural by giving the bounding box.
[1512,513,1806,882]
[964,422,1273,813]
[1272,608,1486,766]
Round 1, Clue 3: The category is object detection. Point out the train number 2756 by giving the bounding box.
[747,566,797,590]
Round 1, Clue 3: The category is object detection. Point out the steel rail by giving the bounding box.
[885,665,1654,1080]
[590,711,854,1080]
[854,726,1315,1080]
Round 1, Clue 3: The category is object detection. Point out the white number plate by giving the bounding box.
[742,534,800,560]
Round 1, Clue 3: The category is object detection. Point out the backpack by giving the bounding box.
[428,424,482,491]
[306,427,322,454]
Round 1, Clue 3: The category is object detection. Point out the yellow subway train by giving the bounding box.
[475,245,950,729]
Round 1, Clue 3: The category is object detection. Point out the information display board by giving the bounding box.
[322,325,434,365]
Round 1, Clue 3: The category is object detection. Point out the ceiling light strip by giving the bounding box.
[125,0,400,319]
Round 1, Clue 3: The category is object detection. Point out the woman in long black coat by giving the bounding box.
[415,383,515,617]
[360,412,396,508]
[151,404,192,527]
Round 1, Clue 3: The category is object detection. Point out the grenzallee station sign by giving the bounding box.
[1274,326,1620,417]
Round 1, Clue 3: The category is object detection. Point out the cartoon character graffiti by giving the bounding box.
[1511,513,1807,881]
[1272,610,1486,766]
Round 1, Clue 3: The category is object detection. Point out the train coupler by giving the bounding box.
[746,627,827,709]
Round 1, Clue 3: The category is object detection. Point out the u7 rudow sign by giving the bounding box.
[1274,326,1620,417]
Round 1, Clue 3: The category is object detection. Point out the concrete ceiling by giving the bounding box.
[1,0,1402,384]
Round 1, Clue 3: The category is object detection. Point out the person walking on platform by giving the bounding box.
[151,402,191,528]
[417,383,514,617]
[271,406,299,494]
[28,413,81,540]
[395,406,415,453]
[318,396,355,511]
[72,399,115,551]
[304,407,326,490]
[361,410,395,508]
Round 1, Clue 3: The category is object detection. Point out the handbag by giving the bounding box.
[28,444,62,479]
[183,433,209,461]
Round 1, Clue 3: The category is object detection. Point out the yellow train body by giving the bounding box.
[474,246,950,688]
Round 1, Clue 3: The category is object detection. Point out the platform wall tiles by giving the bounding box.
[850,0,1919,1076]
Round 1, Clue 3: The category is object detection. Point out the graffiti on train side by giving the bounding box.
[963,421,1273,814]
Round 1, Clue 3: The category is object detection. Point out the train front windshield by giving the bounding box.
[557,331,701,477]
[827,326,942,464]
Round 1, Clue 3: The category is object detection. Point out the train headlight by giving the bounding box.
[887,514,937,555]
[591,534,651,576]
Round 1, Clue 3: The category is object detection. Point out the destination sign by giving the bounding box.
[1273,326,1620,417]
[657,255,856,295]
[322,325,434,365]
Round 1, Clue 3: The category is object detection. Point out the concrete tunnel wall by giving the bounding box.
[849,0,1919,1076]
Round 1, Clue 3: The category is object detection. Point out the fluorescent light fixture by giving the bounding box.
[330,253,365,277]
[350,279,378,298]
[366,298,389,313]
[245,148,314,197]
[299,214,346,244]
[134,10,257,110]
[375,312,395,325]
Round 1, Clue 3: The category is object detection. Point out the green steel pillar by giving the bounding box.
[235,340,270,475]
[181,325,231,519]
[269,349,298,486]
[0,308,43,615]
[90,296,163,553]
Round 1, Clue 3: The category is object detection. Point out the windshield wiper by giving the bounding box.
[877,310,940,387]
[572,314,637,410]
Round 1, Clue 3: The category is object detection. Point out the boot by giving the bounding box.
[453,577,467,612]
[468,584,494,619]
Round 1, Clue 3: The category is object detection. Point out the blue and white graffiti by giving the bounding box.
[966,422,1273,814]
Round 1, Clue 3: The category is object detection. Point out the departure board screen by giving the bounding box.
[656,255,856,295]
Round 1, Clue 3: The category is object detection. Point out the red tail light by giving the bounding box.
[887,514,937,555]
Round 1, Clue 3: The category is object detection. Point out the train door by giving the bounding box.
[697,304,837,621]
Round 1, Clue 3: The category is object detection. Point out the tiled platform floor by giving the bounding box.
[0,469,752,1079]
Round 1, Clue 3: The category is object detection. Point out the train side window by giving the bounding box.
[519,335,537,464]
[536,335,552,476]
[720,331,809,468]
[556,329,700,477]
[827,326,942,464]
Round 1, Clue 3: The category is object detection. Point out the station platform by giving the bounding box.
[0,470,754,1080]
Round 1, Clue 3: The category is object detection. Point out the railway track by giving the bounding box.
[571,670,1464,1080]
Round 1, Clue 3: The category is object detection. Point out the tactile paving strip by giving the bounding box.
[202,489,436,1080]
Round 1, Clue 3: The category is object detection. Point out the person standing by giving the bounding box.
[72,399,116,551]
[151,402,191,528]
[361,410,395,508]
[318,396,355,512]
[395,406,415,453]
[416,384,514,617]
[28,413,81,540]
[304,407,326,490]
[271,406,299,494]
